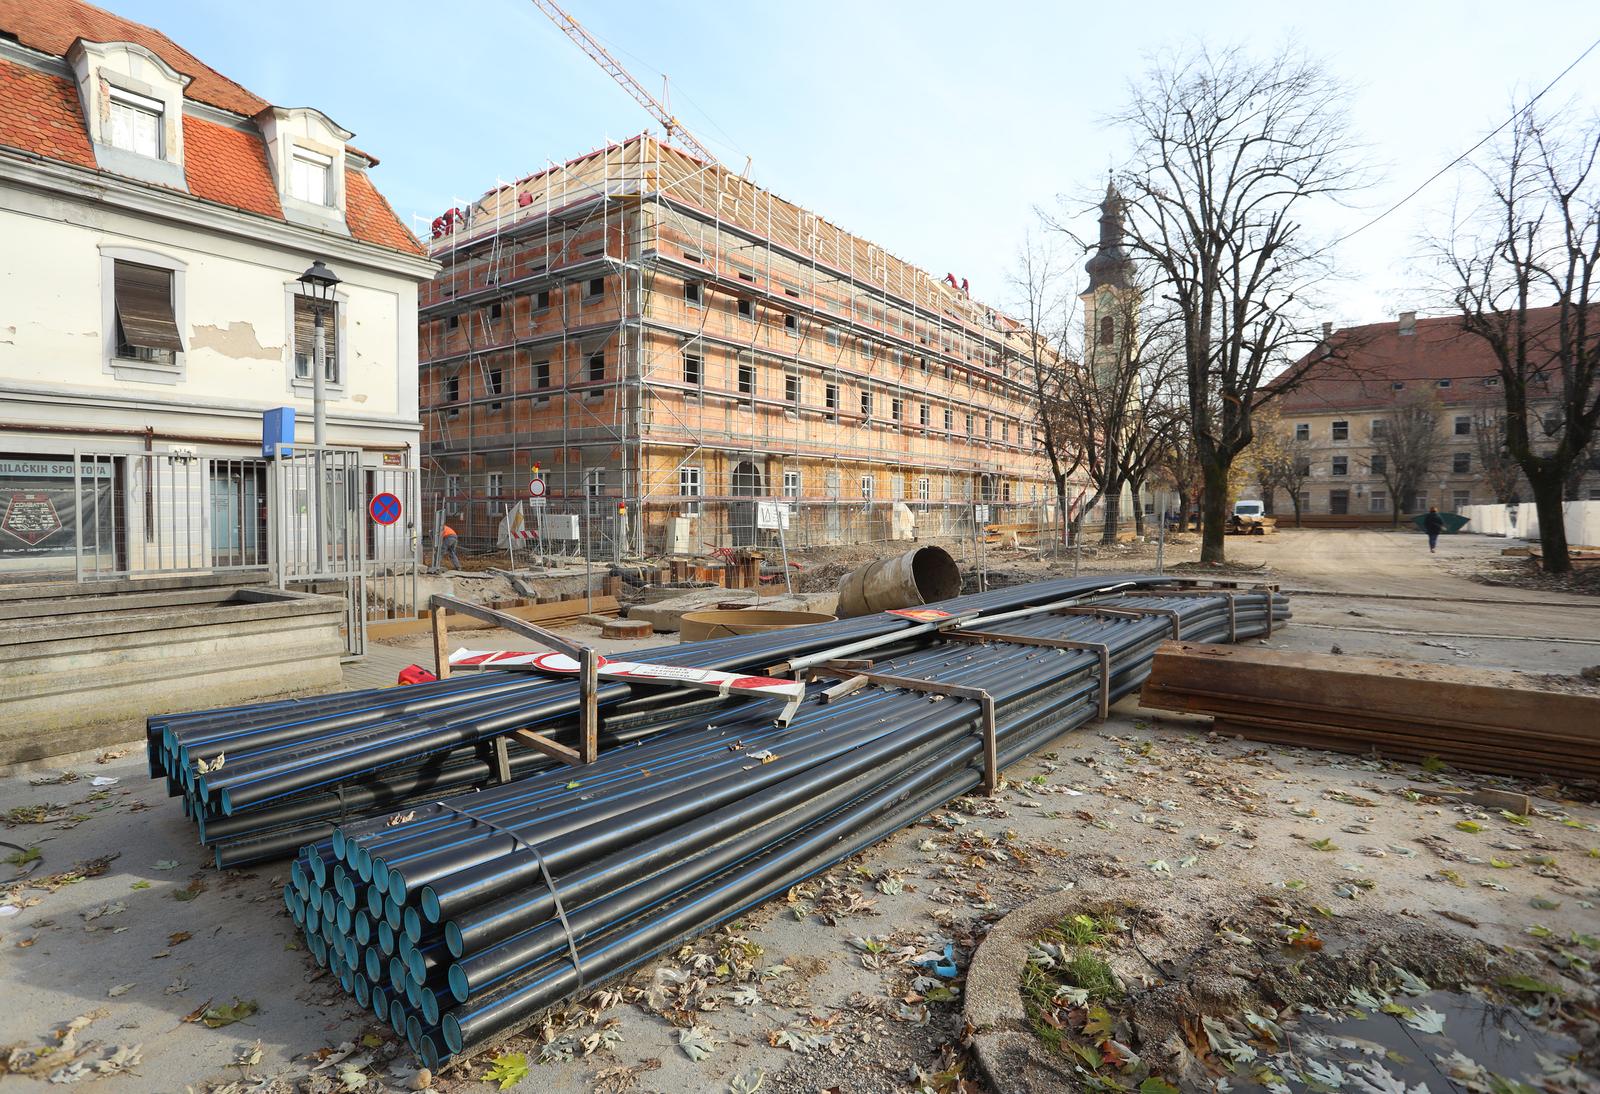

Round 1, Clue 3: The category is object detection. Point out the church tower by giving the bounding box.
[1081,183,1137,375]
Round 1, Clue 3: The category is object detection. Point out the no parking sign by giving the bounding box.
[369,492,402,525]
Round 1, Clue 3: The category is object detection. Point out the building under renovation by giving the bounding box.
[418,134,1055,556]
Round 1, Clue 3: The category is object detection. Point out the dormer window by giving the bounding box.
[290,147,333,206]
[108,87,163,159]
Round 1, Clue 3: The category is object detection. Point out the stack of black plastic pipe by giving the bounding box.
[270,583,1287,1068]
[148,575,1185,866]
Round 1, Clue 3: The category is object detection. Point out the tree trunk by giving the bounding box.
[1130,482,1146,537]
[1528,470,1572,573]
[1100,486,1122,545]
[1290,496,1303,528]
[1200,458,1230,563]
[1260,484,1275,517]
[1176,491,1192,532]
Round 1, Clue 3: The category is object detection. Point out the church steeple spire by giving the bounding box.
[1084,182,1133,292]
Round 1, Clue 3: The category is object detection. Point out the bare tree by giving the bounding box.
[1112,45,1366,563]
[1247,408,1314,524]
[1440,104,1600,572]
[1275,441,1314,528]
[1367,390,1447,526]
[1009,231,1086,542]
[1472,397,1524,504]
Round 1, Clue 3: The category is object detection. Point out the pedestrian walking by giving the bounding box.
[1423,506,1445,554]
[440,523,462,570]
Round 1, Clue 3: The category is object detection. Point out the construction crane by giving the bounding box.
[530,0,722,168]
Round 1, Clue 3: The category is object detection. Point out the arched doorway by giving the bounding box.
[730,460,764,546]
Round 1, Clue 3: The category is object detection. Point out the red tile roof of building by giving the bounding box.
[181,112,282,219]
[1272,309,1562,415]
[0,0,266,116]
[0,59,95,169]
[0,0,422,256]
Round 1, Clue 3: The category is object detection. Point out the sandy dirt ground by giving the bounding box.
[2,530,1597,1093]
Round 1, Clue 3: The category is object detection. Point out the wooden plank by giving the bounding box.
[431,606,451,681]
[430,594,586,658]
[510,727,581,765]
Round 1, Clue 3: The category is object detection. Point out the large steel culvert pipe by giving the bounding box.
[835,545,962,618]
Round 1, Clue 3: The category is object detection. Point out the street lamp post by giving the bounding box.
[297,260,340,573]
[297,260,341,447]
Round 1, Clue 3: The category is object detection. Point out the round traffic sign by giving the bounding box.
[529,478,547,498]
[369,492,402,525]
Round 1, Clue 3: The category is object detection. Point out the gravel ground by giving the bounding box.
[3,530,1598,1093]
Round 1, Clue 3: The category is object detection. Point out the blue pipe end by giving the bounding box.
[420,886,440,925]
[444,920,463,960]
[370,985,388,1023]
[442,1014,464,1055]
[448,963,469,1005]
[403,906,422,945]
[421,987,440,1027]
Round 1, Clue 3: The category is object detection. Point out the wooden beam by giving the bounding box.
[510,728,581,766]
[429,594,586,658]
[431,605,451,681]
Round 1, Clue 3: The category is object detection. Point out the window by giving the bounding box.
[1392,381,1405,391]
[1453,490,1471,510]
[965,412,975,436]
[737,271,755,283]
[738,298,753,319]
[533,361,551,390]
[859,474,875,500]
[585,469,605,498]
[1370,419,1387,439]
[679,466,702,516]
[291,296,339,382]
[1369,490,1388,513]
[685,281,703,307]
[1437,378,1452,388]
[107,87,162,158]
[1454,416,1471,436]
[448,315,459,330]
[683,352,702,386]
[825,470,842,499]
[115,260,182,366]
[289,147,333,206]
[446,474,461,497]
[917,477,930,502]
[1452,452,1471,473]
[1295,423,1310,441]
[919,403,930,427]
[786,372,801,406]
[1331,420,1349,441]
[683,250,702,264]
[1098,314,1114,345]
[783,471,802,499]
[535,289,551,310]
[1002,482,1012,502]
[825,383,839,412]
[587,276,605,298]
[445,375,460,402]
[738,361,756,396]
[984,417,993,439]
[1001,421,1009,443]
[1299,490,1311,512]
[1331,456,1348,476]
[1485,377,1500,387]
[587,350,605,382]
[489,301,503,321]
[1370,454,1387,475]
[487,472,503,511]
[891,397,903,422]
[860,390,873,418]
[784,314,798,334]
[1329,489,1349,515]
[826,327,840,348]
[487,366,504,396]
[861,339,874,360]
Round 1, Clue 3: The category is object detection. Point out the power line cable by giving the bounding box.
[1328,34,1600,248]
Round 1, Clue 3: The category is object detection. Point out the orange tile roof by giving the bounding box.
[346,169,425,256]
[181,112,281,219]
[0,59,95,169]
[0,0,265,116]
[0,1,422,257]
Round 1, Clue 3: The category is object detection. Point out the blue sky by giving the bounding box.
[115,0,1599,326]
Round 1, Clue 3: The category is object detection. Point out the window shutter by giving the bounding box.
[114,261,183,352]
[294,296,339,379]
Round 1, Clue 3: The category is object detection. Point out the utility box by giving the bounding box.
[547,514,580,541]
[263,407,295,458]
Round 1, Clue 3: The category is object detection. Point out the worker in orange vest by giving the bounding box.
[440,523,462,570]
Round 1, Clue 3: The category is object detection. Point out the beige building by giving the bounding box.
[1258,309,1599,517]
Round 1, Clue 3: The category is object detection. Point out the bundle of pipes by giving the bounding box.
[149,576,1193,866]
[278,583,1289,1068]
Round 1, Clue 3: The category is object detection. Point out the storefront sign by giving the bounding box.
[0,458,112,479]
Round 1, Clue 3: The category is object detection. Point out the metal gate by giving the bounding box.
[365,462,419,636]
[268,445,366,657]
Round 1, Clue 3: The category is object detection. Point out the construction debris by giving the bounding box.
[1138,641,1600,779]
